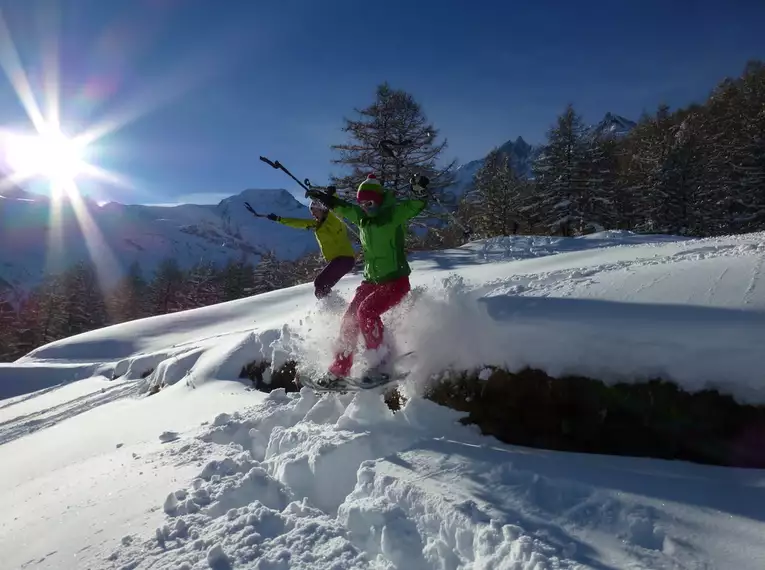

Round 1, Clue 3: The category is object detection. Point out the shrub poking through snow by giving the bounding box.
[239,359,300,393]
[247,357,765,467]
[425,367,765,468]
[245,358,409,412]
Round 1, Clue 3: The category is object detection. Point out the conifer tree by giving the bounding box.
[330,82,456,216]
[108,261,149,323]
[149,258,185,314]
[531,104,599,234]
[222,257,256,301]
[471,149,525,237]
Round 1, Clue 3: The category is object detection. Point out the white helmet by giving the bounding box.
[309,199,328,212]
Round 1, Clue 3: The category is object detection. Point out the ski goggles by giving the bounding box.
[358,200,380,213]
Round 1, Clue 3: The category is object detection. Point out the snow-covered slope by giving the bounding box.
[0,187,318,292]
[2,230,765,569]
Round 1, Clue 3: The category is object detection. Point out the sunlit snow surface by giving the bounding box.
[2,230,765,569]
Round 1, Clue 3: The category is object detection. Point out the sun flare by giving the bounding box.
[5,126,87,188]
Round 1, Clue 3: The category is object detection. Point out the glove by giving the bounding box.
[307,190,335,208]
[410,174,429,189]
[267,213,280,221]
[326,185,337,196]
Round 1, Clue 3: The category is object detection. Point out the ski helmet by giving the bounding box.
[309,199,327,213]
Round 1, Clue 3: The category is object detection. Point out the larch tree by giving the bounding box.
[330,82,457,217]
[471,149,525,237]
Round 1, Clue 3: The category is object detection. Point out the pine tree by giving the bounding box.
[290,252,326,287]
[718,61,765,233]
[531,104,593,235]
[149,258,185,314]
[586,132,625,230]
[222,257,256,301]
[28,274,67,346]
[9,292,47,359]
[108,261,149,323]
[471,149,525,237]
[627,105,676,232]
[55,261,108,337]
[251,251,290,295]
[0,295,16,361]
[184,261,223,309]
[330,82,457,219]
[662,110,704,234]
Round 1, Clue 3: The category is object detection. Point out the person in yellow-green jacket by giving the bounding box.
[264,196,356,299]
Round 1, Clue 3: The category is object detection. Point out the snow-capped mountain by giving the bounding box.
[0,187,319,293]
[593,111,637,137]
[447,113,635,198]
[449,136,542,198]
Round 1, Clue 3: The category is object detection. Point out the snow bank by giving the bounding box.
[109,388,765,570]
[391,234,765,404]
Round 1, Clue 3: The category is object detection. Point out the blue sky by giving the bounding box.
[1,0,764,205]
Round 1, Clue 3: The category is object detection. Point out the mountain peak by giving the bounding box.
[222,188,306,213]
[595,113,636,136]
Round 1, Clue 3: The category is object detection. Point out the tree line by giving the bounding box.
[462,60,765,239]
[0,251,331,362]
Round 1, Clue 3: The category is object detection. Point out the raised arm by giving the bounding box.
[391,198,427,225]
[307,190,364,225]
[391,175,430,224]
[275,216,317,230]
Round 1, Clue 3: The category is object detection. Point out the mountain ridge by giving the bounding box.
[0,187,319,295]
[0,112,636,295]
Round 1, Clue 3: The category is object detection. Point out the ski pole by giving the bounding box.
[259,156,312,195]
[243,202,267,217]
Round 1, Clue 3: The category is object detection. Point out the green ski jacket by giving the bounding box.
[330,190,426,284]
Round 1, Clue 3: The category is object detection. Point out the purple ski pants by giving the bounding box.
[314,256,355,299]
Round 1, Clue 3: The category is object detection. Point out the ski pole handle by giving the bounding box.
[259,156,280,169]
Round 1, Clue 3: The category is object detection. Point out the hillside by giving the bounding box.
[1,230,765,569]
[0,187,319,293]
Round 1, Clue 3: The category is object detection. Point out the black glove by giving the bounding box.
[410,174,429,189]
[326,185,337,196]
[307,189,335,208]
[267,213,280,221]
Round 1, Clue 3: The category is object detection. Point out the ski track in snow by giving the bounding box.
[0,379,139,445]
[744,254,763,305]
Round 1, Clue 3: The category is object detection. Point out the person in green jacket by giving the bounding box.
[307,173,429,383]
[264,197,356,299]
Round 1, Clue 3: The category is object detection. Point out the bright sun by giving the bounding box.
[6,127,87,188]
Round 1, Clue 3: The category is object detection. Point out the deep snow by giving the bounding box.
[2,230,765,569]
